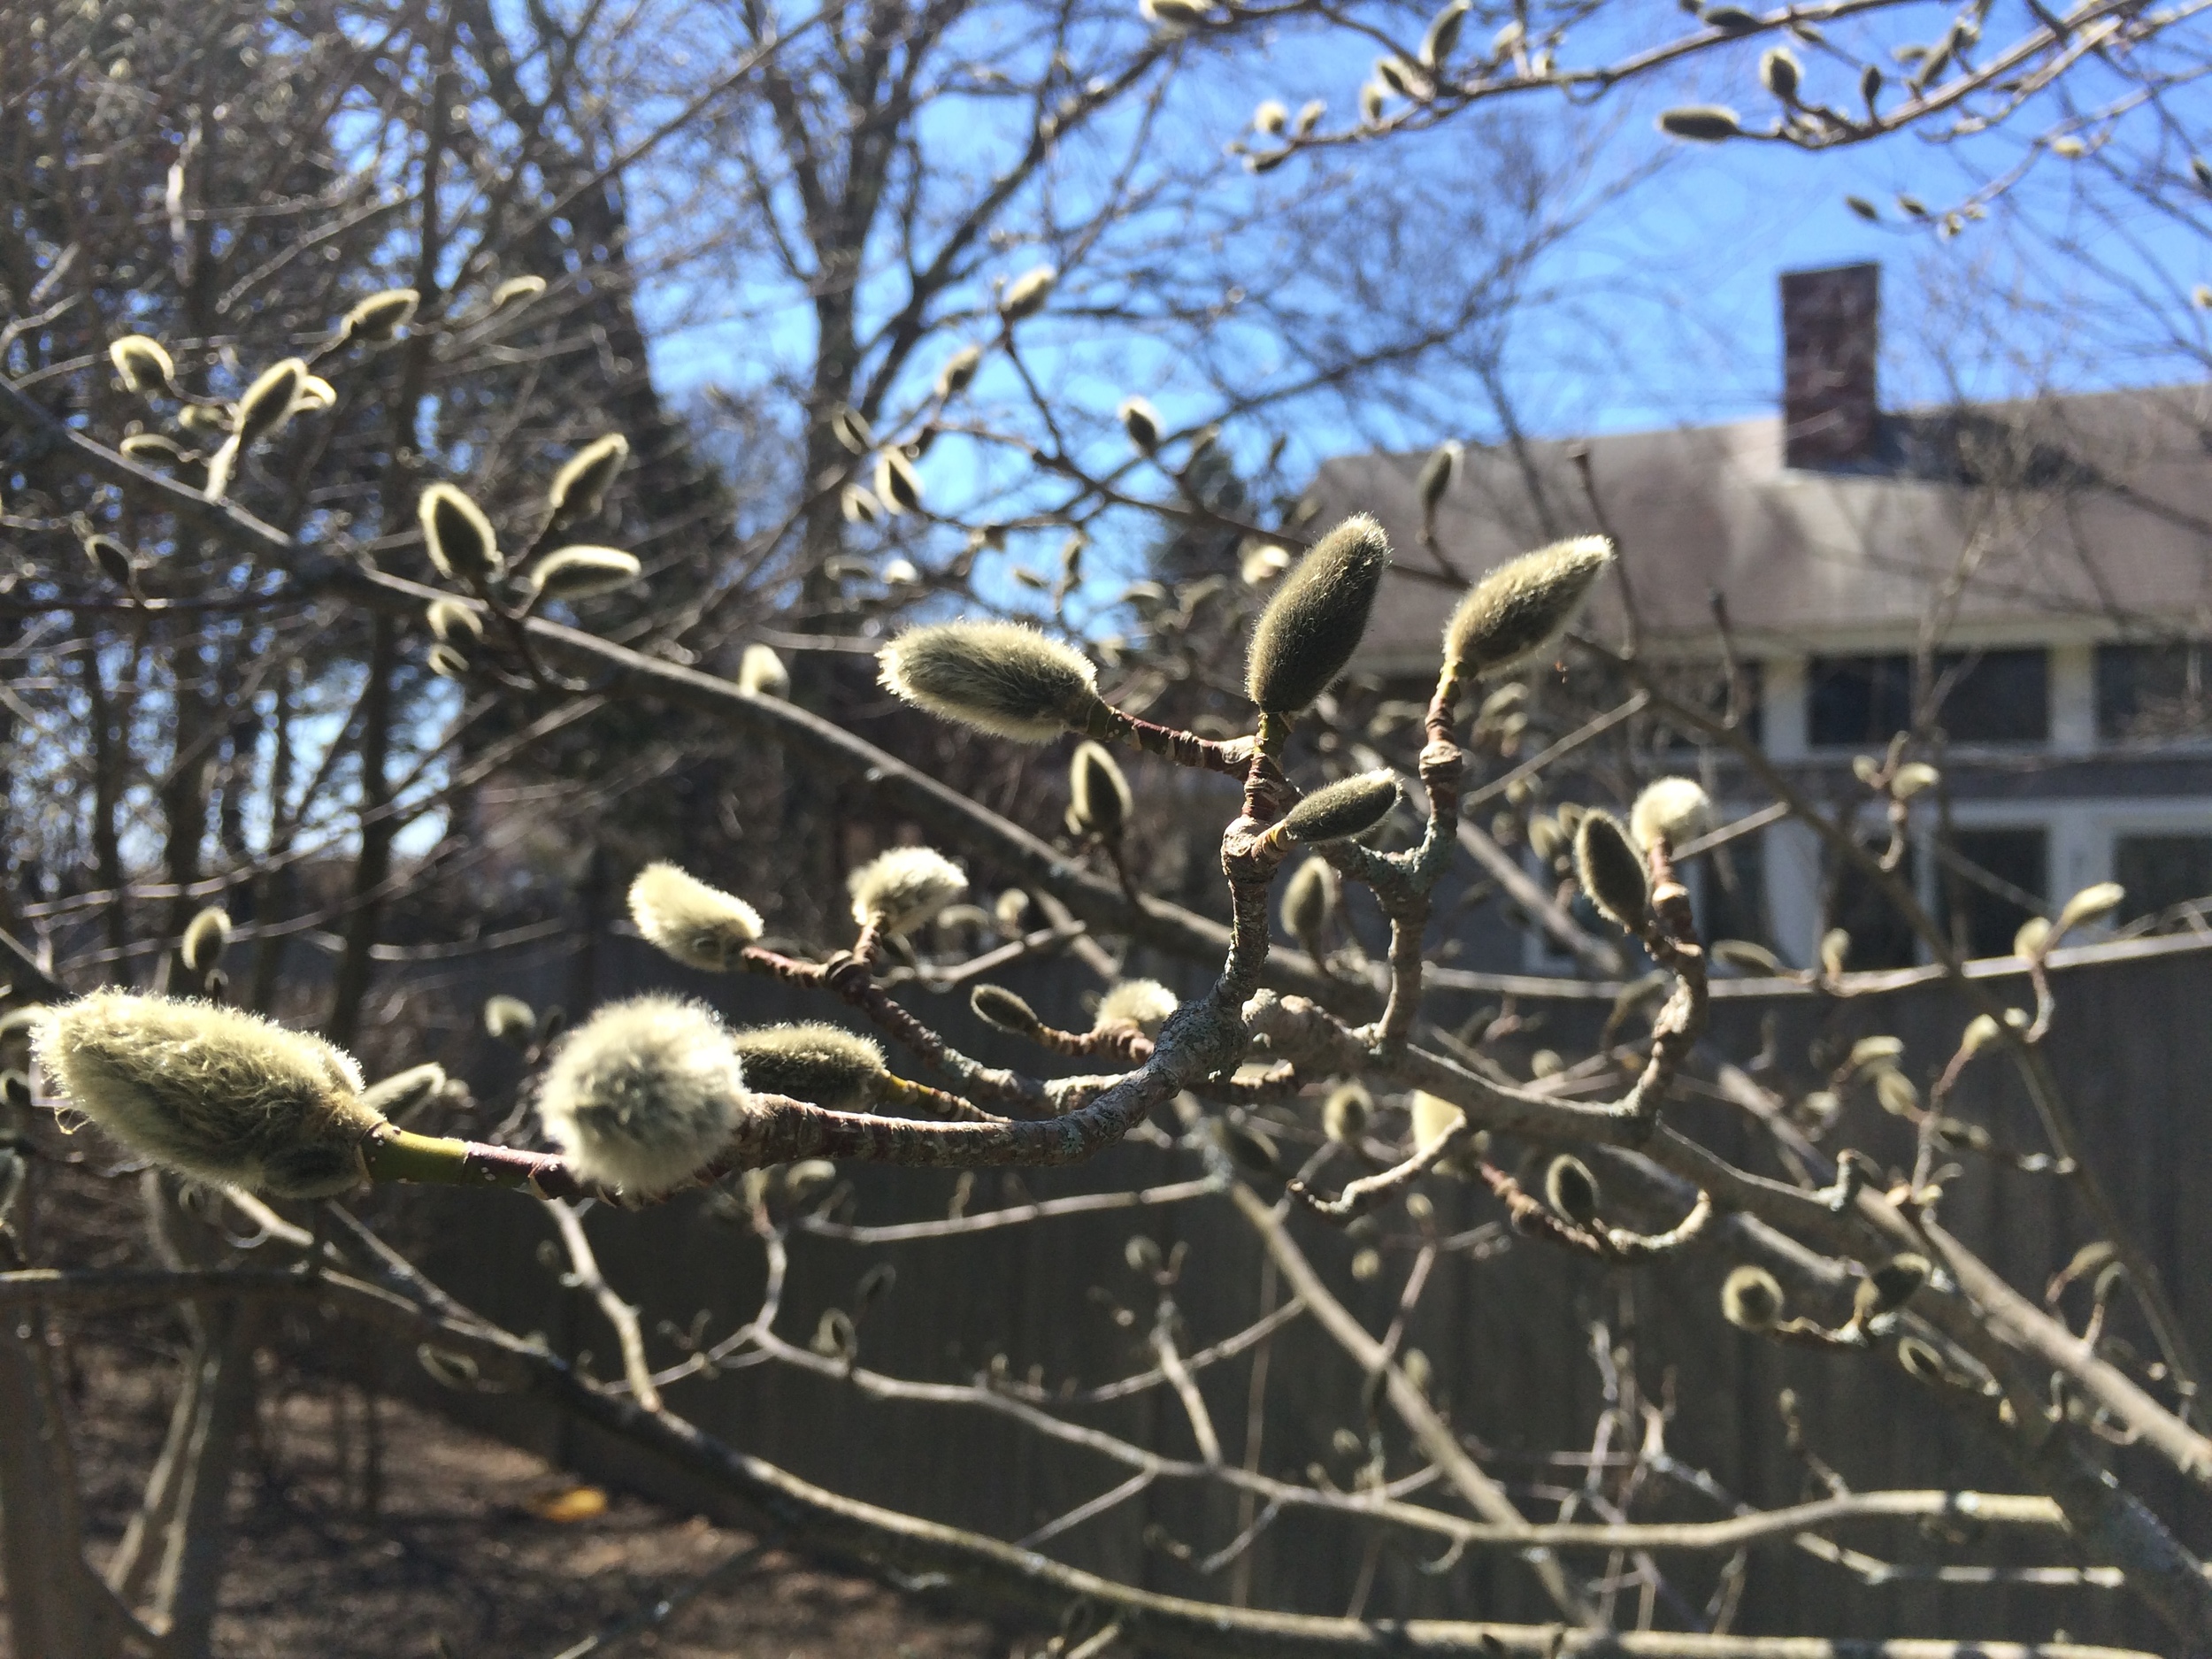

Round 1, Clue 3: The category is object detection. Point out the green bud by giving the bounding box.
[418,483,503,582]
[971,985,1041,1035]
[524,545,641,603]
[879,621,1103,741]
[1282,771,1399,844]
[1443,536,1612,680]
[1574,810,1648,931]
[1067,741,1132,839]
[1244,515,1391,712]
[733,1023,887,1111]
[1722,1264,1784,1332]
[1658,105,1743,141]
[1280,854,1337,940]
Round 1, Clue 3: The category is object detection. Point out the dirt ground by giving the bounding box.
[19,1341,1000,1659]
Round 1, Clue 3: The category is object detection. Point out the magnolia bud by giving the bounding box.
[875,449,924,513]
[1323,1081,1371,1143]
[525,546,641,603]
[1658,105,1743,141]
[732,1023,887,1111]
[849,847,966,936]
[418,483,503,582]
[341,288,420,343]
[629,863,763,972]
[999,265,1057,321]
[935,344,983,399]
[1245,515,1390,713]
[879,621,1104,741]
[180,907,232,973]
[1443,536,1612,681]
[547,434,629,526]
[109,335,176,396]
[1118,396,1162,451]
[739,643,790,697]
[1722,1264,1784,1331]
[1280,855,1337,941]
[1067,741,1132,839]
[1094,979,1177,1037]
[972,985,1042,1035]
[538,996,748,1194]
[1574,811,1648,931]
[1544,1155,1601,1228]
[426,598,484,644]
[1282,772,1398,844]
[1629,777,1712,852]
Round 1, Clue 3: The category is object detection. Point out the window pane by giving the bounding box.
[1934,649,2047,744]
[2097,644,2208,741]
[1696,829,1767,948]
[2114,834,2212,924]
[1825,838,1918,970]
[1809,656,1911,748]
[1939,828,2047,958]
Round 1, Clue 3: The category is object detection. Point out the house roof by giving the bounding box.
[1302,382,2212,673]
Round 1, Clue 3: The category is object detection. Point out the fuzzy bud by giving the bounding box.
[1410,1089,1464,1149]
[491,274,548,310]
[739,643,790,698]
[418,483,503,582]
[875,449,924,514]
[1892,761,1940,798]
[426,598,483,645]
[1721,1264,1784,1332]
[2013,916,2051,959]
[1760,46,1801,100]
[1629,777,1713,852]
[1658,105,1743,141]
[936,345,983,400]
[1575,810,1649,932]
[1094,979,1177,1037]
[483,995,537,1046]
[627,862,763,972]
[1282,772,1399,844]
[849,847,966,936]
[879,621,1103,741]
[1420,0,1470,65]
[538,996,746,1194]
[1119,396,1162,451]
[732,1023,887,1111]
[1544,1155,1601,1227]
[1245,515,1390,712]
[1855,1253,1930,1323]
[548,434,630,526]
[234,357,308,447]
[34,991,378,1199]
[360,1063,449,1119]
[1323,1081,1371,1143]
[341,288,420,343]
[1443,536,1612,680]
[1417,440,1461,518]
[1254,98,1289,134]
[180,907,232,973]
[1280,855,1337,941]
[524,545,641,603]
[972,985,1042,1035]
[999,265,1058,322]
[109,335,176,396]
[1067,741,1132,840]
[2055,881,2124,936]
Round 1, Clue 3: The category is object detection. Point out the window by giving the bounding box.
[1809,655,1911,749]
[2096,644,2210,742]
[2114,834,2212,925]
[1807,649,2047,747]
[1696,830,1768,948]
[1824,838,1919,970]
[1938,827,2047,959]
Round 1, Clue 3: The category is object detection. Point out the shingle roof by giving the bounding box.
[1302,382,2212,673]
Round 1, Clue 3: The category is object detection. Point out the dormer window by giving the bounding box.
[1807,649,2048,748]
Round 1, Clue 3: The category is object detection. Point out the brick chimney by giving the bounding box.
[1780,263,1879,468]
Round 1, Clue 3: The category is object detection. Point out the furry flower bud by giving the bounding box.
[109,335,176,396]
[1574,810,1649,931]
[548,434,629,527]
[1244,515,1390,713]
[1282,771,1399,844]
[732,1023,887,1111]
[418,483,503,582]
[426,598,483,645]
[1855,1253,1930,1322]
[849,847,967,936]
[1067,741,1132,839]
[1444,536,1612,680]
[879,621,1103,741]
[1323,1081,1371,1142]
[1417,440,1461,518]
[1119,396,1162,451]
[523,546,641,603]
[1659,105,1743,141]
[234,357,309,447]
[1544,1155,1601,1228]
[341,288,420,344]
[1420,0,1470,65]
[935,344,983,400]
[1280,854,1338,941]
[1629,777,1713,853]
[1094,979,1176,1037]
[628,863,763,972]
[875,449,925,514]
[180,907,233,973]
[999,265,1057,321]
[34,991,379,1198]
[484,995,537,1045]
[739,643,790,697]
[972,985,1042,1035]
[537,996,747,1194]
[1721,1264,1784,1331]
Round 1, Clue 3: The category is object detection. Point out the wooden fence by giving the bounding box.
[387,929,2212,1653]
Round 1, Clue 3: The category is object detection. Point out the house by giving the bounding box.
[1303,265,2212,972]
